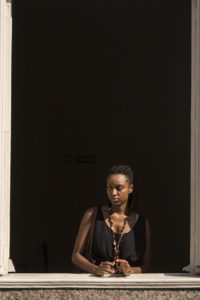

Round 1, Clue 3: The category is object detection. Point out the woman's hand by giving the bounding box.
[116,259,133,276]
[94,261,116,276]
[116,259,142,276]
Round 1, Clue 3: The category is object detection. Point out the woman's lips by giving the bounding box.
[111,198,119,202]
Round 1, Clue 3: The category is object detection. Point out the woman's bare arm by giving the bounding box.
[72,208,114,275]
[72,208,98,273]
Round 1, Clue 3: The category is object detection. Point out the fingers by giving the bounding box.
[100,261,115,267]
[115,259,133,276]
[123,271,133,276]
[116,259,129,265]
[96,268,112,276]
[116,259,129,272]
[96,270,110,276]
[100,265,112,272]
[118,266,131,275]
[98,261,116,275]
[99,262,115,271]
[97,260,135,276]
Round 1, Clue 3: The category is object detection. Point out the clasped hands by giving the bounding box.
[95,259,135,276]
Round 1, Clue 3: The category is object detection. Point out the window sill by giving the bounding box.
[0,273,199,289]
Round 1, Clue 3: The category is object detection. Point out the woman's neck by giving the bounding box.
[111,203,127,215]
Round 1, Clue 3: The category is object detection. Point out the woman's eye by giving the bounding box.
[107,186,122,191]
[116,186,122,191]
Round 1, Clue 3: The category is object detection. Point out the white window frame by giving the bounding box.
[183,0,200,275]
[0,0,200,287]
[0,0,12,275]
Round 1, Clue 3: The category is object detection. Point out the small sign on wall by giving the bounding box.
[65,154,96,164]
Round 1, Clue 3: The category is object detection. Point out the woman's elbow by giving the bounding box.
[71,251,79,265]
[71,251,77,265]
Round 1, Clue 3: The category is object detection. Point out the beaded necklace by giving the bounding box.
[108,214,127,270]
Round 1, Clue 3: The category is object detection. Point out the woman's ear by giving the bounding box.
[129,183,134,193]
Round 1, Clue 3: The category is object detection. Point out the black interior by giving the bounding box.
[11,0,191,273]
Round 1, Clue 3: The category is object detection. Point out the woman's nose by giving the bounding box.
[112,188,117,195]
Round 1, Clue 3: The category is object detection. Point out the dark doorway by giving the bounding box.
[11,0,190,272]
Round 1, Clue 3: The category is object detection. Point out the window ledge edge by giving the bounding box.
[0,273,199,289]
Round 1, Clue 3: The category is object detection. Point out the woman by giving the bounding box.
[72,164,151,276]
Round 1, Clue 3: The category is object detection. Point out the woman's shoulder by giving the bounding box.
[81,207,98,225]
[83,205,109,220]
[130,212,149,220]
[85,206,96,214]
[132,213,150,231]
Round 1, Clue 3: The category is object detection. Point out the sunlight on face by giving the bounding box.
[106,174,133,206]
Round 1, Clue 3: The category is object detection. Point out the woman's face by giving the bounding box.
[106,174,133,206]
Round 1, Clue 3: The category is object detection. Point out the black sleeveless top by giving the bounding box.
[92,207,146,267]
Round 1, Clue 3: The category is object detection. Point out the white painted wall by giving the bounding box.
[0,0,12,274]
